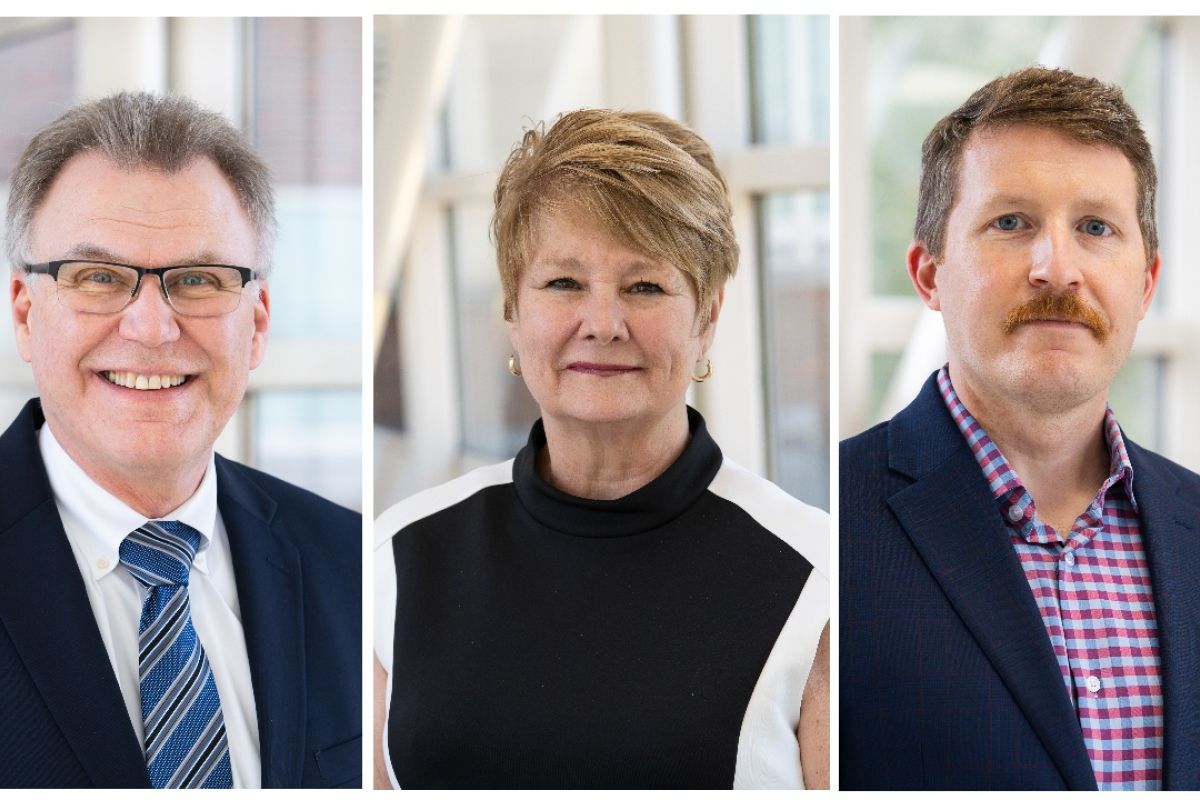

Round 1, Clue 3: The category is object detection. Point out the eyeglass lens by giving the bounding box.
[55,262,247,316]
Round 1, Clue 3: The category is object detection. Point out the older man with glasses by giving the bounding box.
[0,93,360,789]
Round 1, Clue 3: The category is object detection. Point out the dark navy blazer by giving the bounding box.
[840,373,1200,790]
[0,399,361,788]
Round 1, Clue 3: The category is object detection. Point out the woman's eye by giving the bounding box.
[992,214,1023,231]
[545,277,579,290]
[630,281,663,294]
[1082,219,1112,237]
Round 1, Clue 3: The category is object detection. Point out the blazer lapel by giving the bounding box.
[216,456,306,789]
[886,377,1097,790]
[0,400,148,787]
[1129,443,1200,790]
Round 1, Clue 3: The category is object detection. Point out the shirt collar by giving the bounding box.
[38,420,219,579]
[937,365,1137,515]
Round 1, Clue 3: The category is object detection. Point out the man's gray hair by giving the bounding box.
[6,91,276,274]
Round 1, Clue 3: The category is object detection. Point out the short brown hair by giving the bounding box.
[492,109,738,326]
[915,66,1157,264]
[6,91,276,273]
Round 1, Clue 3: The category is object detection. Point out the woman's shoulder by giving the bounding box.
[707,458,829,581]
[373,459,515,552]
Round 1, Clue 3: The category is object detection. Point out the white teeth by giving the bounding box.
[103,371,188,390]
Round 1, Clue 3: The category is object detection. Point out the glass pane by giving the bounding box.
[250,17,361,340]
[1108,355,1162,451]
[748,15,828,146]
[868,351,902,425]
[248,18,362,507]
[449,200,539,458]
[1121,21,1169,308]
[269,187,361,339]
[254,389,361,511]
[251,18,361,186]
[443,16,604,174]
[0,21,76,180]
[375,291,405,431]
[759,190,829,510]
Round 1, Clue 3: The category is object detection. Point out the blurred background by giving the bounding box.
[841,16,1200,471]
[374,14,831,511]
[0,17,362,510]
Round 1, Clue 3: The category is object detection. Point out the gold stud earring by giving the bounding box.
[508,353,522,377]
[691,358,712,382]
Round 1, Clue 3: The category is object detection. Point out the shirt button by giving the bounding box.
[1086,675,1101,694]
[1008,505,1024,522]
[96,557,109,570]
[1064,551,1076,566]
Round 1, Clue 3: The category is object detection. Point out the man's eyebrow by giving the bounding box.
[58,243,231,265]
[974,193,1133,217]
[61,242,124,262]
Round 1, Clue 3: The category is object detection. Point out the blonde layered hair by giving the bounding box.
[493,109,738,328]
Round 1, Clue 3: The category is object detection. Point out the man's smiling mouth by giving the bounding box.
[102,371,190,390]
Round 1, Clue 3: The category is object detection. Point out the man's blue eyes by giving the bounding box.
[991,216,1112,236]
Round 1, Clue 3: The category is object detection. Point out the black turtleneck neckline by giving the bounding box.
[512,406,722,538]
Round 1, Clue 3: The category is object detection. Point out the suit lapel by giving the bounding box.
[886,377,1097,790]
[1129,443,1200,790]
[0,400,149,787]
[216,456,306,788]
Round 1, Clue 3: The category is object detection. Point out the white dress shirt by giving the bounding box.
[40,422,262,788]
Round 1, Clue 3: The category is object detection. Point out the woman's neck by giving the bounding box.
[538,405,691,500]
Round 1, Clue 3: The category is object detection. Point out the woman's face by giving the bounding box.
[507,210,722,430]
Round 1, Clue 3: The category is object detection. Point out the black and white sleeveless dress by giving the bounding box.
[374,408,828,788]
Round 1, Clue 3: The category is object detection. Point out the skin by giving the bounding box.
[908,125,1159,534]
[799,622,830,789]
[10,152,269,519]
[506,209,722,500]
[373,655,391,789]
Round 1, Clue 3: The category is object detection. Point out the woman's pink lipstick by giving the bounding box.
[566,361,642,376]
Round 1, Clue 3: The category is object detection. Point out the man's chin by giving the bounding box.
[1001,357,1112,414]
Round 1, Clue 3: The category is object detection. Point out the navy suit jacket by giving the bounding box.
[0,399,361,788]
[840,373,1200,790]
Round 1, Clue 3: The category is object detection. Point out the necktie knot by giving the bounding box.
[119,520,202,588]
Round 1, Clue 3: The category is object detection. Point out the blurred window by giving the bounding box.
[245,18,362,507]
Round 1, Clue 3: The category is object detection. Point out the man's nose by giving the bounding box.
[117,277,181,347]
[579,289,628,343]
[1028,225,1085,290]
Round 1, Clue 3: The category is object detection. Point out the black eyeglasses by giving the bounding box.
[26,260,257,317]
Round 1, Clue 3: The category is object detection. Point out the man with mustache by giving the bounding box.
[841,67,1200,789]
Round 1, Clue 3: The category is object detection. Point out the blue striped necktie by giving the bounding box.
[119,521,233,789]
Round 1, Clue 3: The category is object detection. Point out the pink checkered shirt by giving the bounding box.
[938,367,1162,790]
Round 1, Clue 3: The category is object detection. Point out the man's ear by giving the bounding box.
[907,240,942,311]
[11,273,33,363]
[1140,251,1161,318]
[248,280,270,369]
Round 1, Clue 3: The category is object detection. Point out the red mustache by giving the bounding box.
[1001,292,1110,342]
